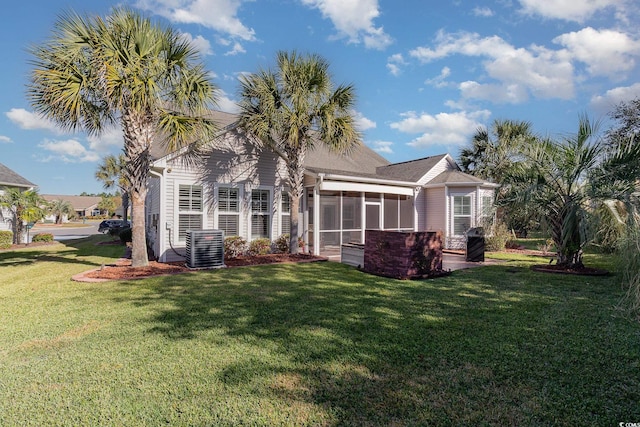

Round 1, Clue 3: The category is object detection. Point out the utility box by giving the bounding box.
[466,227,485,262]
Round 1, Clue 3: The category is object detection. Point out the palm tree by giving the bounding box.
[238,51,361,253]
[29,8,219,266]
[48,199,74,224]
[96,154,130,221]
[0,189,46,244]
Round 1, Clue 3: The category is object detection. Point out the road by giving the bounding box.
[29,221,102,242]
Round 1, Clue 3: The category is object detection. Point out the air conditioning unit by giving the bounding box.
[186,229,225,269]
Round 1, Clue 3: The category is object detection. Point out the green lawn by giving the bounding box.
[1,236,638,426]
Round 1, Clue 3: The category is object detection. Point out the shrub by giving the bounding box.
[31,233,54,243]
[247,238,272,256]
[118,227,132,244]
[224,236,247,259]
[0,230,12,249]
[484,222,511,252]
[273,234,305,253]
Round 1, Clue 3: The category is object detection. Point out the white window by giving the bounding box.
[251,189,271,239]
[453,195,471,235]
[178,184,203,241]
[218,186,240,236]
[281,192,290,235]
[481,195,493,218]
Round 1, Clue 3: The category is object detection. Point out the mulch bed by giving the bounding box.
[530,264,609,276]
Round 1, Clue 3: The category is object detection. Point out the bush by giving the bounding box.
[224,236,247,259]
[484,222,511,252]
[273,234,305,253]
[247,238,272,256]
[0,230,12,249]
[31,233,54,243]
[118,227,132,244]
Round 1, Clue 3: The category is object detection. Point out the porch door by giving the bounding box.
[365,203,381,230]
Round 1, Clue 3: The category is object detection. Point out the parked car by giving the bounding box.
[98,219,130,234]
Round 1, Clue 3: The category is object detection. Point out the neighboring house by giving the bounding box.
[146,111,498,262]
[0,163,37,232]
[42,195,105,221]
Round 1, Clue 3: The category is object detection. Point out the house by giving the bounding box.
[145,111,498,263]
[0,163,37,232]
[42,195,105,221]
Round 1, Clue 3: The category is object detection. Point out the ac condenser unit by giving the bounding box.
[185,229,225,269]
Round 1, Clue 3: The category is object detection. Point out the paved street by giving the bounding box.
[29,221,102,242]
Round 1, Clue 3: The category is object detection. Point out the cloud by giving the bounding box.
[6,108,62,133]
[37,139,100,163]
[216,90,240,113]
[0,135,12,143]
[136,0,256,41]
[553,27,640,78]
[87,127,123,152]
[180,32,213,56]
[300,0,393,49]
[517,0,621,23]
[409,31,575,103]
[224,42,246,56]
[368,140,393,154]
[590,82,640,113]
[391,109,491,148]
[424,67,452,88]
[386,53,406,76]
[353,111,376,131]
[472,6,494,17]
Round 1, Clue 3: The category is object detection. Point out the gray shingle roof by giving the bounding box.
[0,163,36,188]
[42,194,102,211]
[303,142,390,176]
[375,155,449,182]
[427,170,489,185]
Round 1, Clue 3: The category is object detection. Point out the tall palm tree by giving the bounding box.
[0,189,46,244]
[238,51,361,253]
[48,199,74,224]
[29,8,219,266]
[96,154,130,221]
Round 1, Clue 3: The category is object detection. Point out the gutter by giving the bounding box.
[317,172,416,187]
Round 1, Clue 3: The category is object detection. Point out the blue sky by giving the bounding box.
[1,0,639,195]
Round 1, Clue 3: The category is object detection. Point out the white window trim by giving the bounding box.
[250,186,273,240]
[279,188,291,237]
[451,194,473,237]
[214,183,242,238]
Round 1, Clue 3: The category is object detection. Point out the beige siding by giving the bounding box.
[424,187,446,233]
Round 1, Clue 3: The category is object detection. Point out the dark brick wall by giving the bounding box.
[363,230,443,279]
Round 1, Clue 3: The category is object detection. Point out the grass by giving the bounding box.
[1,235,639,425]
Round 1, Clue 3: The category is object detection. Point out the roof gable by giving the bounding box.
[0,163,36,188]
[375,154,455,183]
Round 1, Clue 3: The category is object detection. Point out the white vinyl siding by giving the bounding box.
[178,184,203,241]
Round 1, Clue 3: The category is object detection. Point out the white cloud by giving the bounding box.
[353,111,376,131]
[472,6,494,17]
[87,127,123,152]
[368,140,393,154]
[391,109,491,148]
[386,53,406,76]
[6,108,62,133]
[553,27,640,78]
[424,67,452,88]
[409,31,575,103]
[590,83,640,113]
[38,139,100,163]
[216,90,240,113]
[180,32,213,56]
[517,0,621,23]
[300,0,393,49]
[136,0,256,41]
[224,42,246,56]
[0,135,12,143]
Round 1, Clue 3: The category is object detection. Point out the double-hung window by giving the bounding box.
[218,186,240,236]
[281,192,291,235]
[453,195,472,235]
[178,184,203,241]
[251,189,271,239]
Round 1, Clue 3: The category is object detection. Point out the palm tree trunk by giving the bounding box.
[130,188,148,266]
[287,147,306,254]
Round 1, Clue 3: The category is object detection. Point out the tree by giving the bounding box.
[238,51,361,253]
[0,189,46,244]
[29,8,219,266]
[48,198,74,224]
[96,154,130,221]
[98,195,117,216]
[606,98,640,144]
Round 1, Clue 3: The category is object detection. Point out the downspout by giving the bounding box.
[149,168,166,263]
[313,175,322,255]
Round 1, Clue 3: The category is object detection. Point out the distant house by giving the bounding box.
[145,111,498,263]
[42,195,105,221]
[0,163,37,232]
